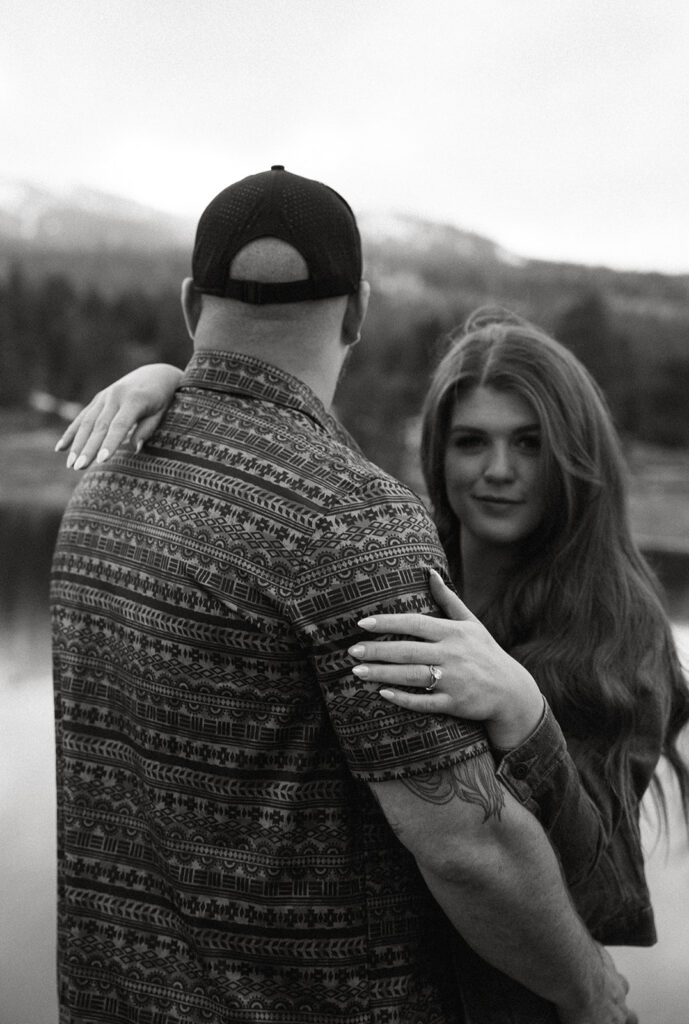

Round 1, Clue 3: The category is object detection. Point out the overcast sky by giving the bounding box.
[2,0,688,272]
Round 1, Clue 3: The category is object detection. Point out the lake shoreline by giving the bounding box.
[2,412,689,534]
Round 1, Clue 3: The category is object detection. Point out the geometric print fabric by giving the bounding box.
[51,350,488,1023]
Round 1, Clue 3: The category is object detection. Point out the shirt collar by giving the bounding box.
[180,349,335,434]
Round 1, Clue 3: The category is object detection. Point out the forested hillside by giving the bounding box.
[1,199,688,482]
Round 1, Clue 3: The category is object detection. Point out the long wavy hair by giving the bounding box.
[421,307,689,829]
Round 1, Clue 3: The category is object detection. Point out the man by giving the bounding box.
[51,166,632,1024]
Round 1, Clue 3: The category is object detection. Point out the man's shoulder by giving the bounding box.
[162,389,438,541]
[308,448,442,565]
[319,432,433,517]
[256,399,432,515]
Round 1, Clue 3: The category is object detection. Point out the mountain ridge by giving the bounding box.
[0,178,194,251]
[1,177,687,314]
[0,175,535,268]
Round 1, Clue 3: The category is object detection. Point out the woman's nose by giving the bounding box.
[483,443,515,481]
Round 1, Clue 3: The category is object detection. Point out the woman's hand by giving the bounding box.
[55,363,184,470]
[348,569,545,750]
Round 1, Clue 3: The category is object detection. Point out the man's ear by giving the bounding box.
[181,278,202,339]
[342,280,370,346]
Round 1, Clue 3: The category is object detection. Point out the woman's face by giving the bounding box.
[443,385,547,555]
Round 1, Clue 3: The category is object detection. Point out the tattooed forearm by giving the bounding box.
[402,755,505,822]
[369,784,405,838]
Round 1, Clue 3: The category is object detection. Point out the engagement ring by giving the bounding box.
[425,665,442,692]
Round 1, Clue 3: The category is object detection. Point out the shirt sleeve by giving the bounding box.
[288,478,490,784]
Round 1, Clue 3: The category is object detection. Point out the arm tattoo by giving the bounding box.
[369,785,405,839]
[402,755,505,822]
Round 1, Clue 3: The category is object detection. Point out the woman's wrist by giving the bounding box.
[486,671,545,750]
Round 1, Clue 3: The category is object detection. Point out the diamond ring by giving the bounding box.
[425,665,443,692]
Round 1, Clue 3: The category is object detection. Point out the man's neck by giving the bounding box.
[193,332,344,410]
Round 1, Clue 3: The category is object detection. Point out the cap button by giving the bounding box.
[271,164,285,171]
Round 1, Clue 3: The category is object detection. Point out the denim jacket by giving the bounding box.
[454,694,667,1024]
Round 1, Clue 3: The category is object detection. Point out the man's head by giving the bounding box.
[191,165,362,305]
[181,167,369,404]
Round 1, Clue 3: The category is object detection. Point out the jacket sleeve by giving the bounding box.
[494,698,663,945]
[494,703,610,885]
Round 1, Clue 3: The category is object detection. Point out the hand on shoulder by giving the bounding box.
[349,570,545,749]
[54,363,183,470]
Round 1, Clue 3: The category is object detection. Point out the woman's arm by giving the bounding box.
[349,571,659,905]
[55,363,183,469]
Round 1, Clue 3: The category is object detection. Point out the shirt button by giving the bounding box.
[512,763,529,780]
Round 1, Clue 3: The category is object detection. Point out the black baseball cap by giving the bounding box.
[192,165,362,305]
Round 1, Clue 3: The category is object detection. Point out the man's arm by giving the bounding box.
[294,484,633,1022]
[370,752,634,1024]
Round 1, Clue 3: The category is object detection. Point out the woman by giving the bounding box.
[56,309,688,1019]
[345,308,689,1019]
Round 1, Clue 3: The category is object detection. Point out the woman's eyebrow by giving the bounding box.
[448,422,540,432]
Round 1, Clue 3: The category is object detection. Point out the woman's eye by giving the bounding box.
[516,434,541,453]
[452,435,484,450]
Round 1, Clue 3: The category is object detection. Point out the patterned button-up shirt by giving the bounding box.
[52,350,489,1024]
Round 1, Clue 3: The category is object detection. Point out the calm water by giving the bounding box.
[2,507,689,1024]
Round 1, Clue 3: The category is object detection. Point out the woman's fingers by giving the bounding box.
[53,363,183,468]
[129,408,169,450]
[357,611,448,640]
[351,659,441,688]
[57,391,155,470]
[65,403,123,468]
[355,575,478,639]
[54,412,84,453]
[349,638,440,666]
[429,569,478,622]
[90,397,163,466]
[63,401,110,468]
[377,687,452,715]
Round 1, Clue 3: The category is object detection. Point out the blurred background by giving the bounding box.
[2,2,689,1022]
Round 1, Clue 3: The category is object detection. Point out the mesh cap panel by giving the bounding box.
[192,166,362,304]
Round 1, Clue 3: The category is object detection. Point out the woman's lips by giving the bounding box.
[473,495,523,504]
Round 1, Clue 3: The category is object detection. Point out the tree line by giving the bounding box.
[2,261,688,482]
